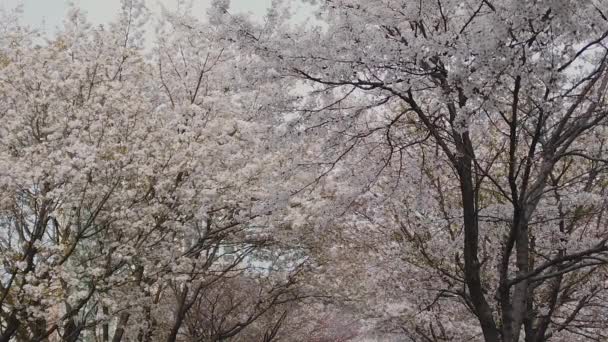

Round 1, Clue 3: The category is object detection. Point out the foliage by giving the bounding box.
[4,0,608,341]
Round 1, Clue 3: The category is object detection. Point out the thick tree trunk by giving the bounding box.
[457,135,500,342]
[111,312,131,342]
[0,313,20,342]
[166,286,189,342]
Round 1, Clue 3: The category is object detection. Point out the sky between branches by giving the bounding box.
[0,0,282,30]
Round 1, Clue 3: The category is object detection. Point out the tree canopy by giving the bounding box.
[1,0,608,341]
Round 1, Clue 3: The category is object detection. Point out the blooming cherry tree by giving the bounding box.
[248,0,608,340]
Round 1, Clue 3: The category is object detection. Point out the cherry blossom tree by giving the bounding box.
[0,1,311,341]
[243,0,608,341]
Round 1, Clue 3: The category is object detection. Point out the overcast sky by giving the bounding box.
[0,0,277,30]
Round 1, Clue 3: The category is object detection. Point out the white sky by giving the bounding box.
[0,0,277,30]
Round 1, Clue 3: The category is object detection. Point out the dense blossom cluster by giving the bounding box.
[0,1,318,341]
